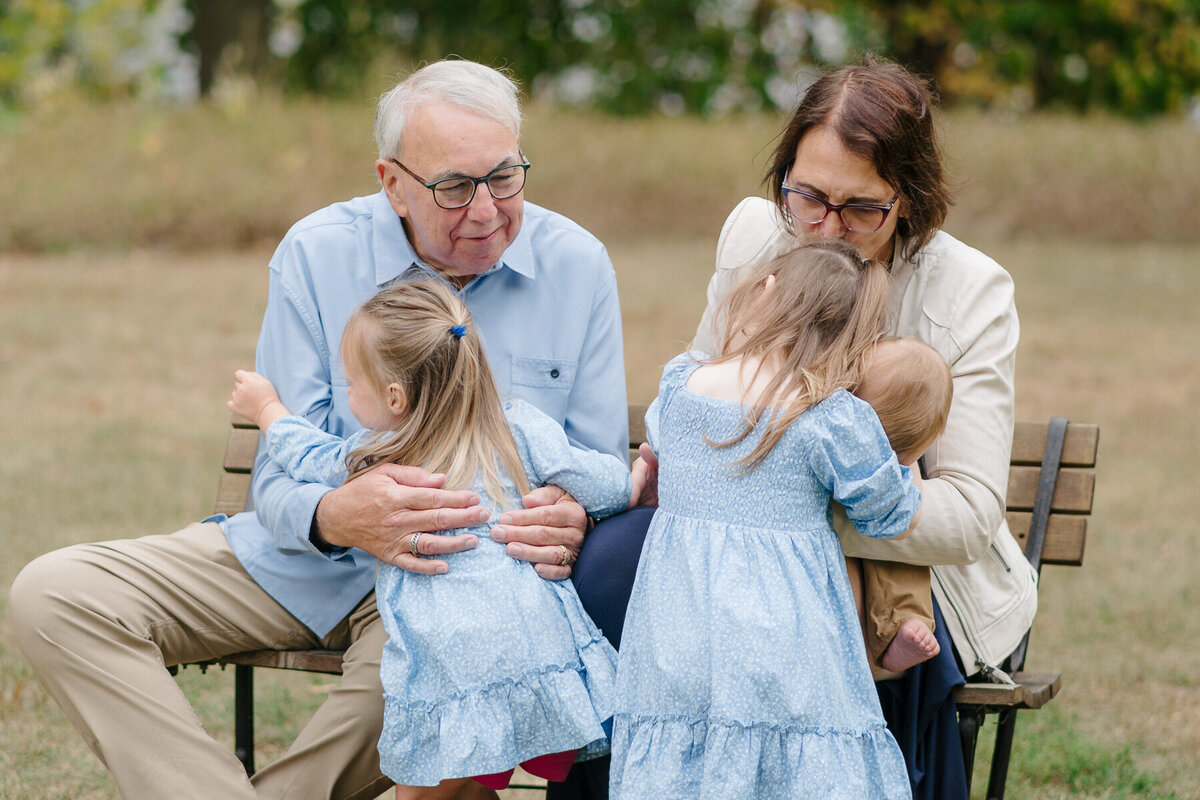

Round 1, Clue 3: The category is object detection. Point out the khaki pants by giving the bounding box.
[9,522,392,800]
[849,557,935,678]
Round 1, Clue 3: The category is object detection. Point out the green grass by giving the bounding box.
[968,707,1183,799]
[2,98,1199,798]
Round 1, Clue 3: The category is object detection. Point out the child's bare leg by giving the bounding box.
[880,617,941,674]
[395,778,500,800]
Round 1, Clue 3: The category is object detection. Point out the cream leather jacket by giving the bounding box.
[693,197,1037,677]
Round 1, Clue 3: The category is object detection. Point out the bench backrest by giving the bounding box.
[215,408,1097,572]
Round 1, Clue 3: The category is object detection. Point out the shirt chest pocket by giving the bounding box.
[510,356,577,390]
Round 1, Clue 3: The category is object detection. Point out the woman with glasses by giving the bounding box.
[560,55,1034,800]
[691,55,1031,800]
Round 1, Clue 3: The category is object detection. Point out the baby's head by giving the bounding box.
[855,337,952,466]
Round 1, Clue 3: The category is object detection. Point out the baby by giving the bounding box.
[851,336,953,677]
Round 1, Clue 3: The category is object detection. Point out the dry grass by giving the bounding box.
[1,95,1197,252]
[2,100,1199,798]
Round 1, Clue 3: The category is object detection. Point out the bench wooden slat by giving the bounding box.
[954,671,1061,711]
[218,649,344,674]
[1007,466,1094,513]
[1007,512,1086,566]
[223,426,260,473]
[214,473,253,517]
[628,406,647,448]
[1011,422,1098,468]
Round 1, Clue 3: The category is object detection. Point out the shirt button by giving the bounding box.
[550,368,560,379]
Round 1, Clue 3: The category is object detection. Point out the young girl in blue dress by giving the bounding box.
[228,279,630,798]
[610,239,918,800]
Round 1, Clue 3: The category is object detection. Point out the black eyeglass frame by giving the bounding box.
[390,153,531,210]
[780,183,900,234]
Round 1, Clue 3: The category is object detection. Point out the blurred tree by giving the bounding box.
[1,0,194,104]
[184,0,274,96]
[0,0,1196,117]
[840,0,1200,116]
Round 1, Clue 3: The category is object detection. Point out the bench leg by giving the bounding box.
[234,664,256,776]
[985,708,1019,800]
[958,706,983,793]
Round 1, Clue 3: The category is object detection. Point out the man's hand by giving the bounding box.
[490,485,587,580]
[629,442,659,508]
[314,463,490,575]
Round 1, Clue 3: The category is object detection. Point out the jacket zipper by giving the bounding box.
[989,542,1013,573]
[932,567,1016,685]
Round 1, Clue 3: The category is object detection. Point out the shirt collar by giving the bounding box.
[369,190,536,288]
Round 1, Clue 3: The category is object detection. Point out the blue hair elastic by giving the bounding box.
[450,323,467,339]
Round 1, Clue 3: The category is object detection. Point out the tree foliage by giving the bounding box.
[1,0,1197,118]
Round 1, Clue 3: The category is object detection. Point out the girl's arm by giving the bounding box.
[812,394,923,542]
[229,368,374,488]
[508,401,632,520]
[890,469,925,541]
[263,420,376,488]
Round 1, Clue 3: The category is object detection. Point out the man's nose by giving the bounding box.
[465,184,499,220]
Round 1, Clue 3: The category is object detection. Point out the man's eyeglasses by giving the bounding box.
[781,183,900,234]
[391,155,531,210]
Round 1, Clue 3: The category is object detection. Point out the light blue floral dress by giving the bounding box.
[609,354,917,800]
[263,398,631,786]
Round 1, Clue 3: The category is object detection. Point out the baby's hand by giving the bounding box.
[228,370,288,429]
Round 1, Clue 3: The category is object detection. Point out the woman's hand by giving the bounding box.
[491,485,588,580]
[629,443,660,508]
[313,463,491,575]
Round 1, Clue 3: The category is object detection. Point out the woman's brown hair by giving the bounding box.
[340,280,529,504]
[766,54,952,262]
[711,238,889,472]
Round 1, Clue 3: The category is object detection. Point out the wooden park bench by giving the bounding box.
[182,408,1098,799]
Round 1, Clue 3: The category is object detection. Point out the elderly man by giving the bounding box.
[11,59,626,800]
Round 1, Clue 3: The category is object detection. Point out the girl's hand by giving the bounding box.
[629,442,660,508]
[490,486,587,580]
[228,369,290,430]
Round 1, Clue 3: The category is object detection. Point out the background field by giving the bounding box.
[1,99,1198,799]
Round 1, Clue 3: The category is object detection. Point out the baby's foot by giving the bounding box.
[880,618,941,674]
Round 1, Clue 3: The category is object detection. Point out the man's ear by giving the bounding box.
[386,382,408,415]
[377,159,408,218]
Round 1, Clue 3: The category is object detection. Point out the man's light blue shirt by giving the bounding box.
[214,190,627,637]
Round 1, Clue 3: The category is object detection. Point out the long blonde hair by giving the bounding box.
[340,280,530,504]
[711,239,889,472]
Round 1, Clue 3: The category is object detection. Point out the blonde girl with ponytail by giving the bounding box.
[230,278,630,797]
